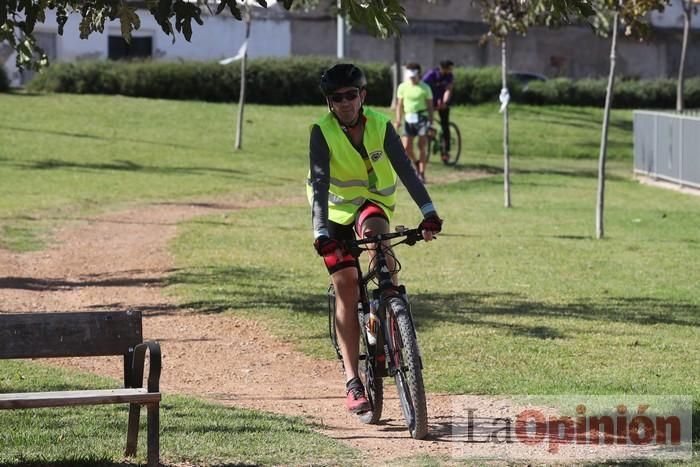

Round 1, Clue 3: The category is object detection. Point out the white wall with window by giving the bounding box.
[2,8,291,87]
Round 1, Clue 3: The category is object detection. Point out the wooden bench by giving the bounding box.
[0,310,161,467]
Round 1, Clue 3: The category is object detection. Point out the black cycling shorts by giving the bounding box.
[322,202,388,274]
[402,113,430,137]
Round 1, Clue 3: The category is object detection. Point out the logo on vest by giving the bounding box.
[369,151,383,162]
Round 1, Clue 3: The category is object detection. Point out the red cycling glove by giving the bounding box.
[314,236,343,256]
[419,213,443,234]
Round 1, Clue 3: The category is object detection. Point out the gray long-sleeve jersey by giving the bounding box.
[309,119,436,239]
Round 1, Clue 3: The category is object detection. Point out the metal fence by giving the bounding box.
[633,110,700,190]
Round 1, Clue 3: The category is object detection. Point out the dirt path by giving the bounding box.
[0,199,461,459]
[0,195,661,465]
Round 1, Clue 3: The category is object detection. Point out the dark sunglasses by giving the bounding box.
[330,89,360,103]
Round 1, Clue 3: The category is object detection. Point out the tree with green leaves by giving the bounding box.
[590,0,669,239]
[472,0,667,227]
[291,0,405,36]
[4,0,674,71]
[473,0,517,208]
[472,0,590,208]
[1,0,281,69]
[1,0,407,69]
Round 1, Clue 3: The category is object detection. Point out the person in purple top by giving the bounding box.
[422,60,454,162]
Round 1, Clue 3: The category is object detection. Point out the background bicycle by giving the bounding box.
[328,227,428,439]
[427,122,461,166]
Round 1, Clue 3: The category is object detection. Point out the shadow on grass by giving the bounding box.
[0,380,117,393]
[0,123,221,153]
[451,162,628,182]
[408,291,700,331]
[165,266,324,316]
[0,394,333,466]
[166,266,700,331]
[7,158,247,178]
[514,106,634,132]
[0,462,139,467]
[0,272,168,291]
[578,139,631,151]
[0,214,234,228]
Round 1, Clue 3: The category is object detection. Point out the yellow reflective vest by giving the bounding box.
[308,107,398,225]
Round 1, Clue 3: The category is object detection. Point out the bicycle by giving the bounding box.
[427,121,461,166]
[327,226,428,439]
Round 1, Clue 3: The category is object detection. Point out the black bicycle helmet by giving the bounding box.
[320,64,367,96]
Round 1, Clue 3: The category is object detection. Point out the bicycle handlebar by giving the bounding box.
[346,226,424,249]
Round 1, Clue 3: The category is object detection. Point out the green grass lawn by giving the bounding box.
[169,179,700,394]
[0,93,315,250]
[0,92,632,249]
[0,360,356,466]
[1,92,697,464]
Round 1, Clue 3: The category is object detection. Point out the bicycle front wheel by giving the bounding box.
[389,301,428,439]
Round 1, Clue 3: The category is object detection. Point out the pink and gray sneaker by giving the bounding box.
[345,377,370,414]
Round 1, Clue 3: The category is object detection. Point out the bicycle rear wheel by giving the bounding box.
[441,122,461,166]
[389,300,428,439]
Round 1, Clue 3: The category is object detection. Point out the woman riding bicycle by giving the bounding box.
[307,63,443,414]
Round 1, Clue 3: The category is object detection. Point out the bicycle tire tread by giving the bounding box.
[394,305,428,439]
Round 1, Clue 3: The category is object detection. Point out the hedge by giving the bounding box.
[522,76,700,108]
[27,57,393,106]
[26,57,700,108]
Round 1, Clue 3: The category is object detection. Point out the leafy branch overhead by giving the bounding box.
[3,0,668,70]
[2,0,406,70]
[474,0,669,41]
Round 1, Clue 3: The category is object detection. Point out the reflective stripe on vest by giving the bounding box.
[307,107,397,225]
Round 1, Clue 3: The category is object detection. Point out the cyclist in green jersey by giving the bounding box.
[395,62,434,183]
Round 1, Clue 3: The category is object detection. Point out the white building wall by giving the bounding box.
[3,8,291,86]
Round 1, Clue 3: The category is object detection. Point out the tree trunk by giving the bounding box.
[501,40,511,208]
[596,11,618,239]
[676,0,691,112]
[234,12,251,151]
[391,36,401,109]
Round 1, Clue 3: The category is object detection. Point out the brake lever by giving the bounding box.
[401,229,419,246]
[348,244,361,258]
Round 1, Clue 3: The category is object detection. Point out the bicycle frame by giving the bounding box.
[328,228,423,375]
